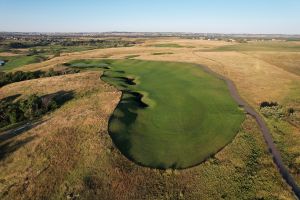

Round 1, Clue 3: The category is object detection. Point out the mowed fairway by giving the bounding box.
[68,59,245,169]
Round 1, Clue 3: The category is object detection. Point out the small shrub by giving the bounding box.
[27,48,39,56]
[260,101,278,108]
[287,107,295,115]
[260,102,285,119]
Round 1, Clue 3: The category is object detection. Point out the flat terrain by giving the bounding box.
[1,38,300,199]
[68,59,244,169]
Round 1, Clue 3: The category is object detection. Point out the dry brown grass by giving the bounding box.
[0,71,121,199]
[0,71,106,100]
[141,37,232,49]
[0,52,20,57]
[247,52,300,76]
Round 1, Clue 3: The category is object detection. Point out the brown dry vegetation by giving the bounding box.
[248,52,300,76]
[1,38,300,199]
[0,71,107,99]
[0,52,20,57]
[141,37,232,49]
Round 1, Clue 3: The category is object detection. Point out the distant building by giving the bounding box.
[0,60,5,66]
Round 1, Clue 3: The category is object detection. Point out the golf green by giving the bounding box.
[68,59,245,169]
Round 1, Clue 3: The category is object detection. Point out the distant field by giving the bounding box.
[35,45,97,54]
[206,41,300,52]
[151,43,184,48]
[249,52,300,76]
[0,55,46,71]
[68,59,245,169]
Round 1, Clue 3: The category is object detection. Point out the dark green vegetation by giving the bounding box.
[1,39,137,51]
[151,52,174,55]
[0,92,73,129]
[124,54,140,59]
[68,59,245,169]
[0,68,80,87]
[23,39,137,56]
[151,43,195,48]
[151,43,184,48]
[260,101,279,108]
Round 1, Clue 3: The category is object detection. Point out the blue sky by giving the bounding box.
[0,0,299,34]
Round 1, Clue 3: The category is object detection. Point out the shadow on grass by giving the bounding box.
[101,75,136,86]
[105,75,149,165]
[0,120,47,143]
[108,92,147,159]
[0,94,21,102]
[0,136,36,160]
[64,60,112,70]
[42,90,75,107]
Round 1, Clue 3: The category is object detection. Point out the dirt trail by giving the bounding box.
[198,64,300,199]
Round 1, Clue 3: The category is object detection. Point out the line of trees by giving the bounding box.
[59,39,136,47]
[5,39,137,49]
[0,68,80,87]
[8,41,51,49]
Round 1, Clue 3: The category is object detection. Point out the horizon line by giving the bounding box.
[1,31,300,36]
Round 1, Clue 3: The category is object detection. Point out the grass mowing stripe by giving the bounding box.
[68,59,245,169]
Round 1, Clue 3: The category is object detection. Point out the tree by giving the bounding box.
[19,94,42,119]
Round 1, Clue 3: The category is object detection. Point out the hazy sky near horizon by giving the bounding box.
[1,0,300,34]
